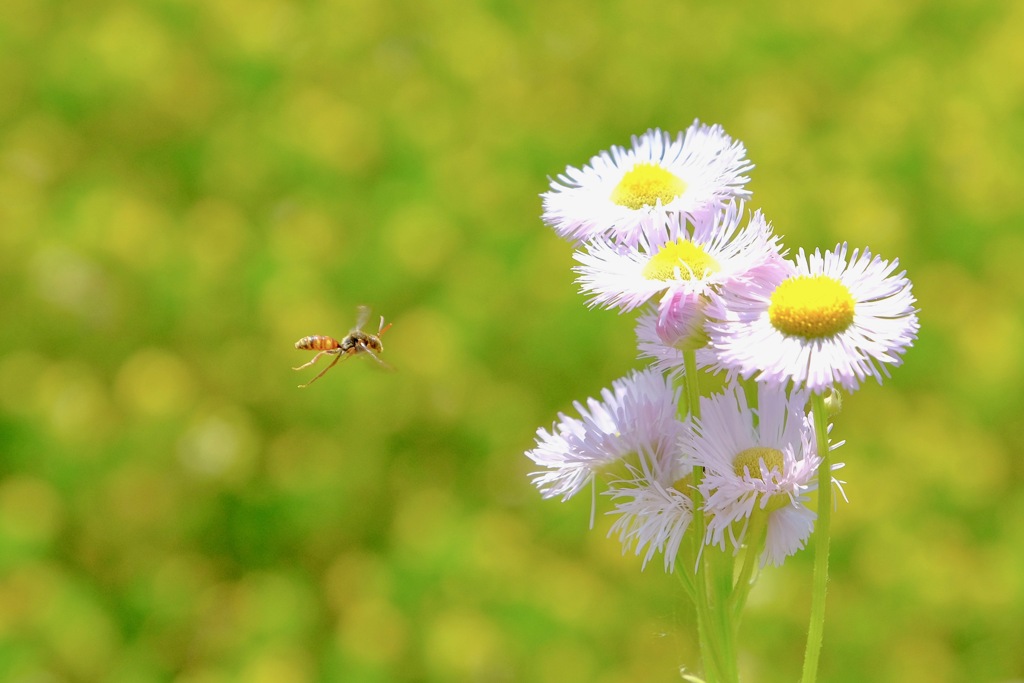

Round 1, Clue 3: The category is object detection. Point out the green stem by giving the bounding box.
[730,509,767,621]
[681,351,737,683]
[708,544,738,682]
[682,351,714,681]
[682,350,702,435]
[800,392,832,683]
[675,551,697,603]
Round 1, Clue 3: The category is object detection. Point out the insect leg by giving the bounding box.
[294,349,341,371]
[297,353,346,388]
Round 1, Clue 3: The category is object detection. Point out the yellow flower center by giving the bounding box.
[642,239,720,282]
[733,447,789,511]
[733,446,783,478]
[611,163,687,210]
[671,473,695,502]
[768,275,855,339]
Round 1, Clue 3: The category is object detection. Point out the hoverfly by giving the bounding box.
[293,306,393,387]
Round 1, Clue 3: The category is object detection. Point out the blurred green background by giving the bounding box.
[1,0,1022,681]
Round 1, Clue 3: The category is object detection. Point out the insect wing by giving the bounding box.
[354,305,372,332]
[361,344,395,371]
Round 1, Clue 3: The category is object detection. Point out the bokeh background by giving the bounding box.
[1,0,1022,681]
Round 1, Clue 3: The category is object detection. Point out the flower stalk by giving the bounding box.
[801,392,834,683]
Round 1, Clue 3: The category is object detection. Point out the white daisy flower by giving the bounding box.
[705,243,920,393]
[542,122,752,246]
[606,450,694,572]
[573,203,788,315]
[525,369,684,502]
[684,382,843,567]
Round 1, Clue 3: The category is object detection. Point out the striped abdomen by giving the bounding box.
[295,335,342,351]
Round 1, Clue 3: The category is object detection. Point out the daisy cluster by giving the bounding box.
[527,121,919,572]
